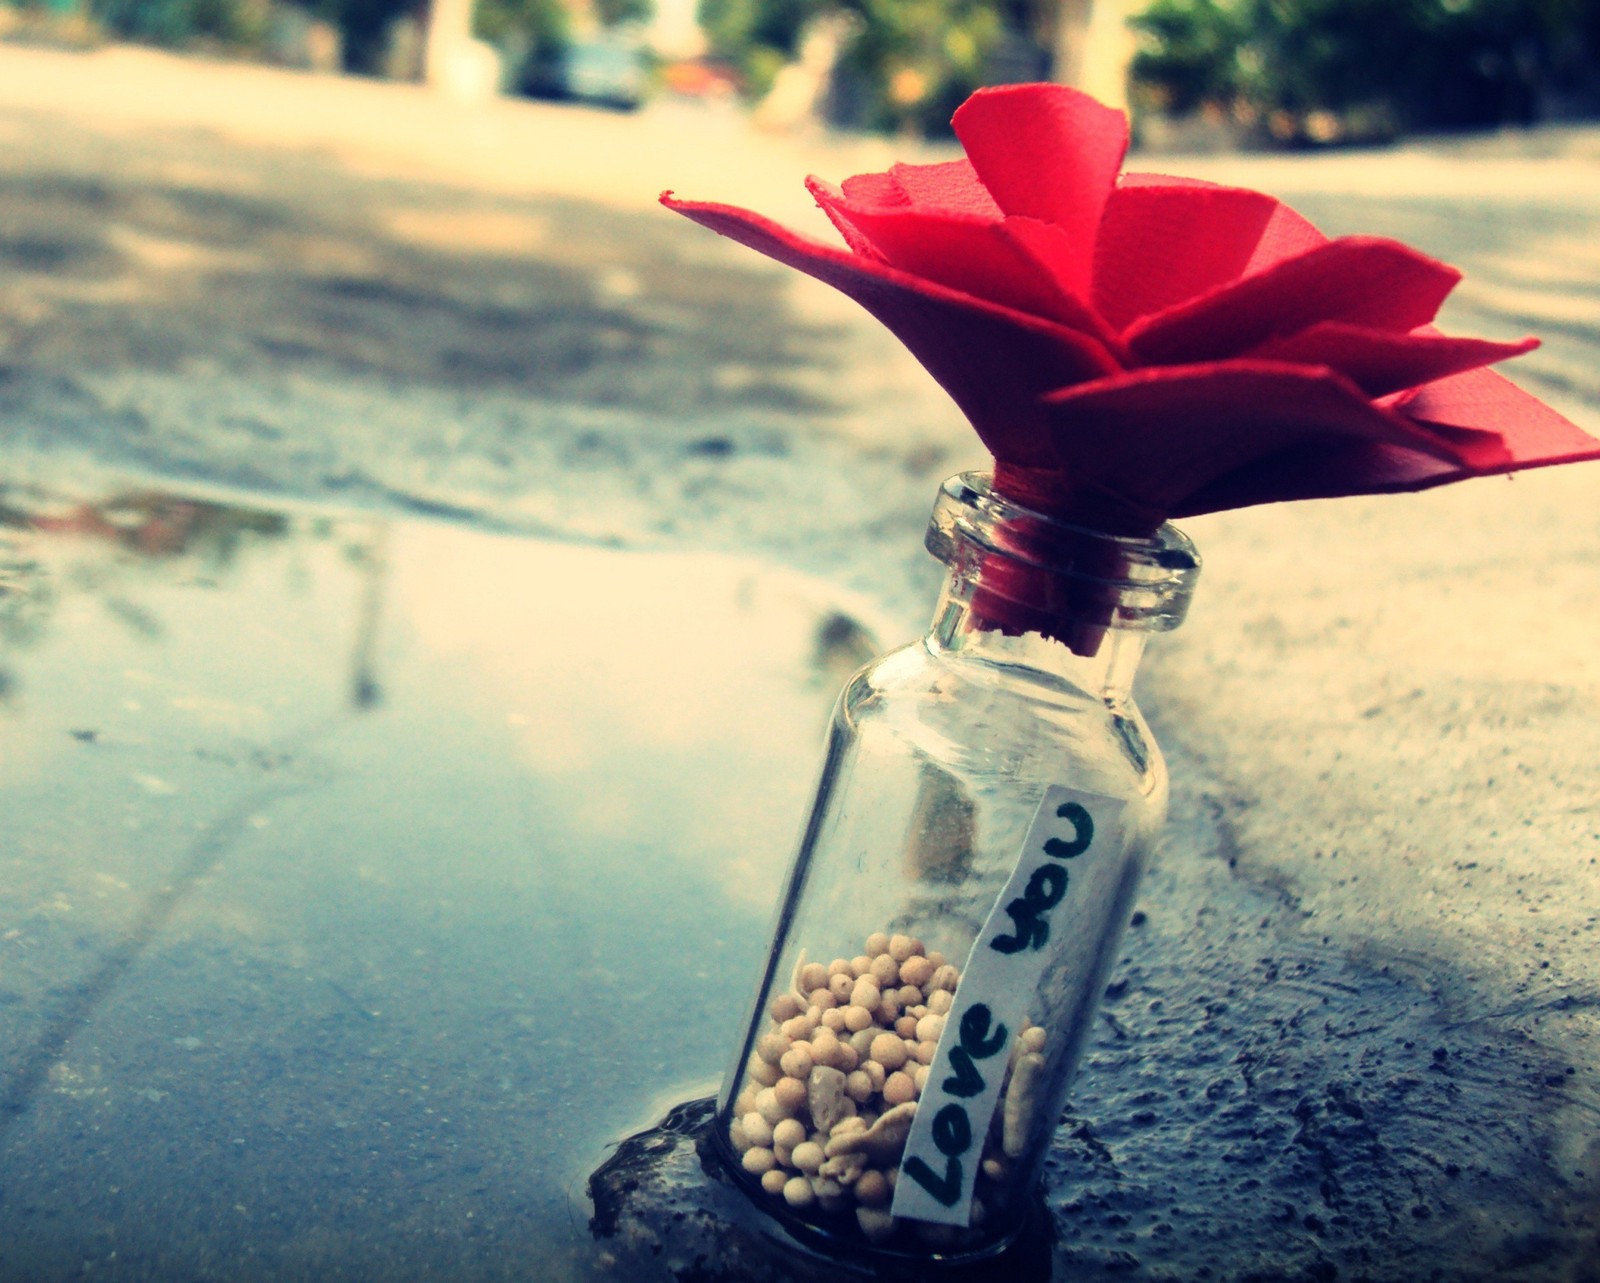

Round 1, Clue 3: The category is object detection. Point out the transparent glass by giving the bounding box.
[715,473,1200,1263]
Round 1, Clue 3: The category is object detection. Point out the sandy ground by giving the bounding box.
[2,39,1599,1280]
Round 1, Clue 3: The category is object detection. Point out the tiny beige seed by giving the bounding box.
[849,979,881,1011]
[810,1031,845,1069]
[770,993,802,1022]
[1022,1026,1047,1054]
[810,989,838,1011]
[869,954,899,987]
[870,1033,908,1071]
[913,1039,938,1066]
[742,1111,775,1148]
[854,1168,890,1206]
[912,1063,930,1091]
[820,1007,847,1032]
[780,1046,815,1080]
[895,1015,919,1040]
[836,1043,859,1073]
[747,1055,782,1087]
[926,951,947,969]
[862,1060,887,1091]
[843,1004,874,1033]
[849,1027,877,1056]
[931,964,960,992]
[927,989,954,1015]
[915,1013,946,1044]
[791,1140,825,1173]
[799,963,829,991]
[864,932,891,956]
[844,1070,873,1102]
[783,1175,816,1208]
[734,1086,760,1117]
[897,955,934,989]
[896,984,923,1008]
[850,954,873,978]
[829,972,855,1002]
[757,1033,791,1065]
[742,1146,777,1175]
[773,1075,809,1115]
[889,934,924,962]
[882,1071,916,1106]
[827,958,854,978]
[760,1167,788,1195]
[780,1014,815,1041]
[729,1118,751,1153]
[772,1117,807,1151]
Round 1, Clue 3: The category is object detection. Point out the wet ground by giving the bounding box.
[1,40,1598,1283]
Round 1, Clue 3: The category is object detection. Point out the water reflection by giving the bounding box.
[0,478,882,1282]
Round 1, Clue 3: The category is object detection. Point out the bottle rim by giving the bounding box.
[924,472,1201,633]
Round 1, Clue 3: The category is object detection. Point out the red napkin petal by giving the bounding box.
[660,192,1121,448]
[952,85,1128,298]
[1126,237,1461,363]
[1027,360,1464,514]
[1397,365,1600,472]
[1246,323,1538,396]
[806,180,1120,345]
[838,160,1004,219]
[1094,182,1326,330]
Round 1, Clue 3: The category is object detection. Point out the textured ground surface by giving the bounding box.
[1,42,1598,1282]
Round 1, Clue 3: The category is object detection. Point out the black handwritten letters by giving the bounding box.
[890,789,1118,1229]
[988,802,1093,955]
[902,1004,1009,1205]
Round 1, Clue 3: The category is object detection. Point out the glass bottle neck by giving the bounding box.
[925,570,1151,705]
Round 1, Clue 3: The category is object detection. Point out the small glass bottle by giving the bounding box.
[716,472,1200,1263]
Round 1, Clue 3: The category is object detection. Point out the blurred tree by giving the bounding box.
[1130,0,1599,140]
[86,0,272,45]
[474,0,568,48]
[699,0,1025,131]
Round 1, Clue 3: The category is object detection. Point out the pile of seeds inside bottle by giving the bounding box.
[725,930,1049,1245]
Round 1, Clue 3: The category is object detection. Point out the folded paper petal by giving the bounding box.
[953,85,1128,298]
[1397,366,1600,472]
[1246,323,1538,396]
[1030,360,1465,513]
[1094,182,1326,330]
[852,160,1002,218]
[1177,440,1468,514]
[806,182,1119,345]
[1126,237,1461,363]
[661,192,1120,451]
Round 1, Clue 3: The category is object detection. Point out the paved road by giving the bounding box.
[2,41,1598,1281]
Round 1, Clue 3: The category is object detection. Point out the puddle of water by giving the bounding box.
[0,480,880,1282]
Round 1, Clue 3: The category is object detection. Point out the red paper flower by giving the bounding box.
[663,84,1599,534]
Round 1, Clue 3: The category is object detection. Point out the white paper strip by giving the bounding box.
[890,784,1125,1227]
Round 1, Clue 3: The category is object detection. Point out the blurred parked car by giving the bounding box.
[521,35,647,111]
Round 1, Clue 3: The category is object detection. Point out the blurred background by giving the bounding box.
[2,0,1597,142]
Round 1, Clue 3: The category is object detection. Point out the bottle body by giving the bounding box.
[717,474,1198,1261]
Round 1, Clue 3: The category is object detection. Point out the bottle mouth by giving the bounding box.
[925,473,1201,634]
